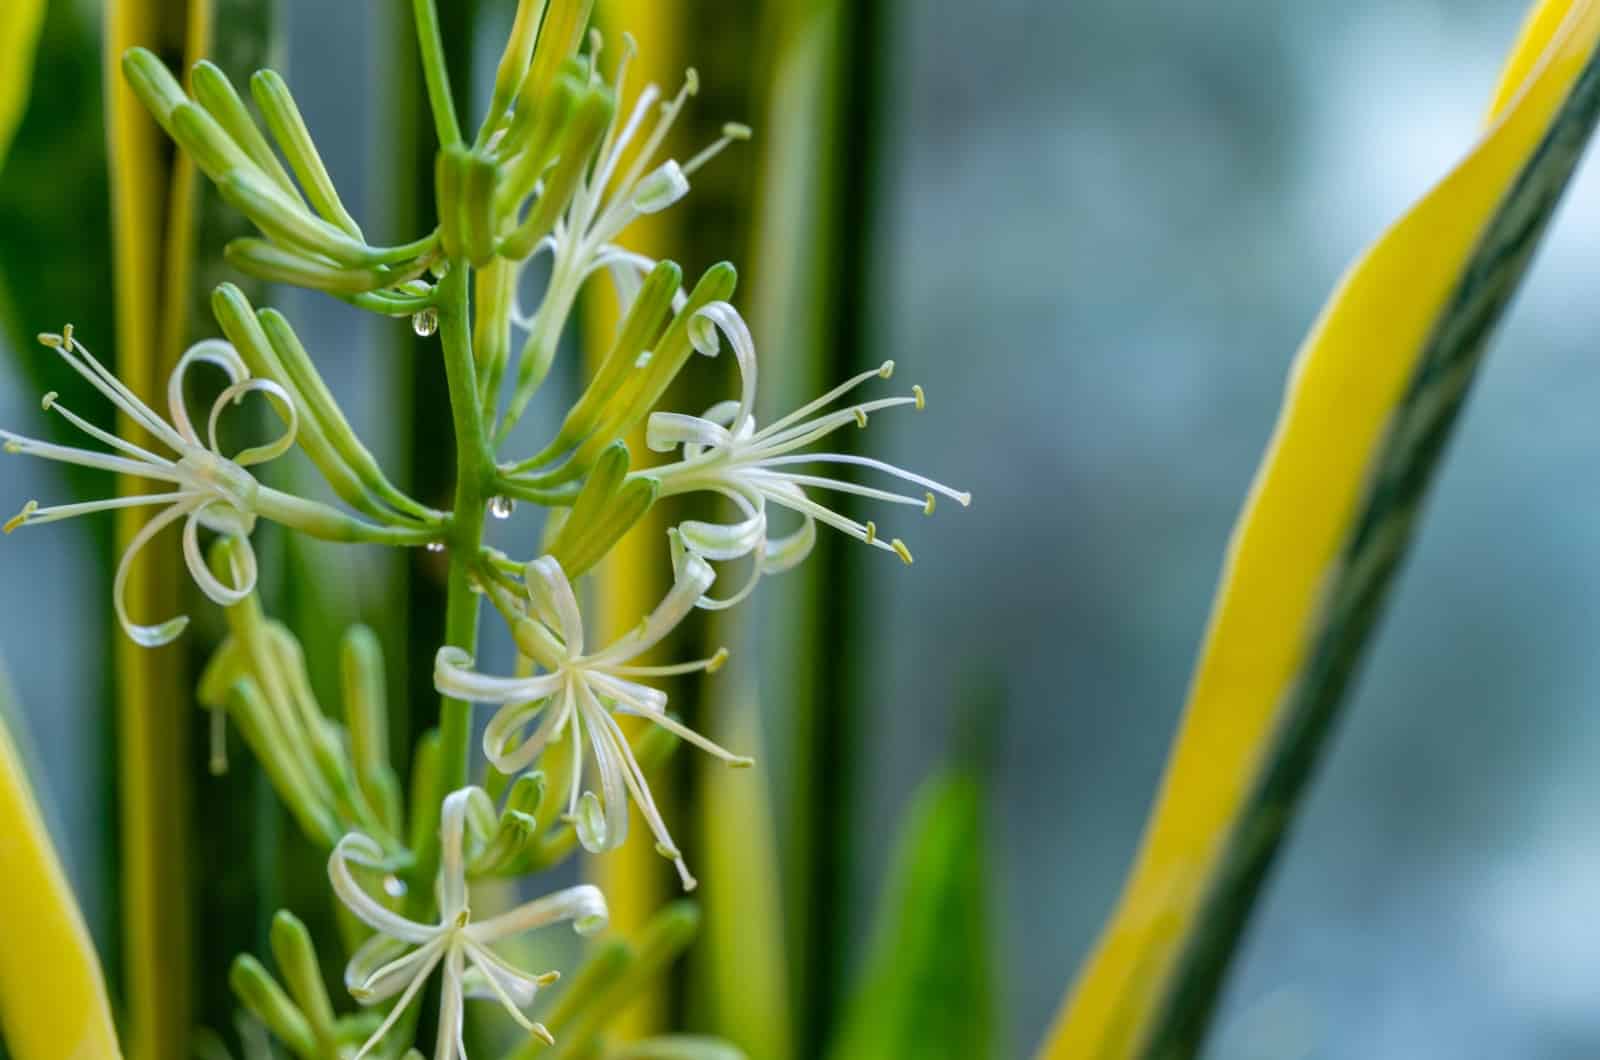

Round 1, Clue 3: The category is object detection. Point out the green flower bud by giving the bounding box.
[229,955,316,1058]
[268,911,337,1042]
[249,68,364,238]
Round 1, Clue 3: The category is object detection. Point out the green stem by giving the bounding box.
[410,262,491,905]
[413,0,463,149]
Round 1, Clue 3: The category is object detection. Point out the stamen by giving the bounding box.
[864,520,877,544]
[853,407,868,428]
[913,385,926,410]
[706,646,729,673]
[681,121,752,176]
[40,391,57,411]
[4,500,38,533]
[532,1023,556,1046]
[891,538,914,565]
[924,492,936,515]
[879,360,895,379]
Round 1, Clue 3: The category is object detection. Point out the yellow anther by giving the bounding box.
[37,332,62,349]
[3,501,37,534]
[532,1023,556,1046]
[535,971,561,987]
[864,520,877,544]
[891,538,914,565]
[723,122,753,140]
[40,391,58,411]
[924,492,936,516]
[913,384,926,410]
[853,407,868,428]
[3,441,22,454]
[684,68,700,95]
[655,841,682,859]
[730,755,756,769]
[707,646,730,674]
[878,360,895,379]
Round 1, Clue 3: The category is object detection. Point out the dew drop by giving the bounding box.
[411,307,439,337]
[489,495,516,520]
[382,875,407,898]
[425,540,446,554]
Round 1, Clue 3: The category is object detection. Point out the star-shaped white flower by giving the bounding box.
[434,553,750,890]
[644,301,971,609]
[515,32,749,324]
[2,327,297,645]
[331,787,608,1060]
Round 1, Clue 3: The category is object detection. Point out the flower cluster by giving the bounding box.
[0,2,970,1057]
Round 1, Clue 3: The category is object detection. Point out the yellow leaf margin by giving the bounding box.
[1039,2,1600,1057]
[0,701,122,1059]
[0,0,45,171]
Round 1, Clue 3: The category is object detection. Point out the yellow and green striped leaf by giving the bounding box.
[0,668,122,1060]
[1041,3,1600,1057]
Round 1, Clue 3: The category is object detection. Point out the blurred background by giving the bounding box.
[6,0,1600,1057]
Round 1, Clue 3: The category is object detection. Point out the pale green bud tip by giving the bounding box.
[4,501,38,533]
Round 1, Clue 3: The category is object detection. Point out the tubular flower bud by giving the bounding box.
[434,554,750,890]
[2,328,298,646]
[646,302,969,608]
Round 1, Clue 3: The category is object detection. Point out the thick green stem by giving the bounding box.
[410,262,490,904]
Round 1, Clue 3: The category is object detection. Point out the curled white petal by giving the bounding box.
[434,646,564,704]
[524,555,585,657]
[466,882,609,943]
[113,501,197,647]
[328,833,437,944]
[168,338,249,446]
[207,376,299,467]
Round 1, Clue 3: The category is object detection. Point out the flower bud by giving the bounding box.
[268,911,337,1040]
[230,955,317,1058]
[250,68,364,238]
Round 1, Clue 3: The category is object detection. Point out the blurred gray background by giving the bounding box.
[6,1,1600,1056]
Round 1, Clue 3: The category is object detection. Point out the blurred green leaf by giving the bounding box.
[0,1,115,427]
[0,0,45,169]
[825,768,996,1060]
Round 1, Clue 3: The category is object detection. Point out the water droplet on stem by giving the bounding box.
[411,307,439,337]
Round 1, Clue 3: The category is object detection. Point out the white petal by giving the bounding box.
[646,411,732,453]
[466,883,609,943]
[586,553,715,666]
[345,933,435,1003]
[483,686,573,774]
[524,555,584,658]
[690,301,757,431]
[437,788,475,919]
[113,501,197,646]
[432,945,468,1060]
[168,338,248,447]
[327,833,437,944]
[182,508,257,607]
[207,377,298,467]
[575,686,629,853]
[434,646,565,704]
[630,159,689,214]
[348,938,444,1060]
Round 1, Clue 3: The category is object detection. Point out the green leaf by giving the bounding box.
[825,768,995,1060]
[0,0,44,171]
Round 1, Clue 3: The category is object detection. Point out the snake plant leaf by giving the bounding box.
[825,767,994,1060]
[691,677,792,1060]
[0,0,44,170]
[0,670,123,1059]
[1042,3,1600,1058]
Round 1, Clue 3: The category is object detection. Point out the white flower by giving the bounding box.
[645,302,970,609]
[1,327,296,645]
[434,553,750,891]
[513,33,749,329]
[330,787,608,1060]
